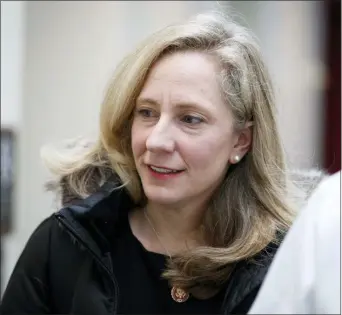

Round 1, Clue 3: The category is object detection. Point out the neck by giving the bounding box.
[142,200,209,254]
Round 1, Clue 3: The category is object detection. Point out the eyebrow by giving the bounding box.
[136,97,159,107]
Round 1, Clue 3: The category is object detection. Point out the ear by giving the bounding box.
[229,122,253,164]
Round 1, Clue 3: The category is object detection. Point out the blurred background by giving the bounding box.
[1,0,340,294]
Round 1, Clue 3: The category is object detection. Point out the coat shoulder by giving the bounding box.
[223,241,280,314]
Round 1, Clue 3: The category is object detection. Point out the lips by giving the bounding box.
[148,165,184,174]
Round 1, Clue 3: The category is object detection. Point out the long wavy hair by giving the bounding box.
[42,11,296,299]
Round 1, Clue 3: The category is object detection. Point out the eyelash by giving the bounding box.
[135,108,205,126]
[180,115,204,125]
[136,108,155,118]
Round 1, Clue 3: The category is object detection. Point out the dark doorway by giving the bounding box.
[324,0,341,174]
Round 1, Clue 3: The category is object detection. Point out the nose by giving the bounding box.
[145,117,175,153]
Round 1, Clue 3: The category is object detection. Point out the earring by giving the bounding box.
[233,155,240,163]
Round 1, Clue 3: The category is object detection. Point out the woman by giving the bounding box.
[2,11,305,314]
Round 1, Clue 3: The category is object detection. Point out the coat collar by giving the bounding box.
[59,175,135,223]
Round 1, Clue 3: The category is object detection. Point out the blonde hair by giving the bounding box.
[42,11,296,298]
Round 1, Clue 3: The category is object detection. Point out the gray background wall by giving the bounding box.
[1,1,325,292]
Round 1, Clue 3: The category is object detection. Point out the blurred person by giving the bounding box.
[1,11,324,315]
[249,171,341,314]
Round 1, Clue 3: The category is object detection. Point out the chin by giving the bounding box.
[142,185,183,206]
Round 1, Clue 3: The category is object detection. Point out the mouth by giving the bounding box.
[147,165,185,177]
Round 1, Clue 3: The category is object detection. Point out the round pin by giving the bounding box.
[171,286,190,303]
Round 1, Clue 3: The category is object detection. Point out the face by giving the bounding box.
[131,51,251,208]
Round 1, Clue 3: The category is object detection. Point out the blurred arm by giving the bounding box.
[248,172,341,314]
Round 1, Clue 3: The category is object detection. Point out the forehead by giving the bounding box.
[138,51,224,107]
[147,51,219,85]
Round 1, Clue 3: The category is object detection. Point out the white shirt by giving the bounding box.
[249,171,341,314]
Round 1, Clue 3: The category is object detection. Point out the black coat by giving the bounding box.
[1,179,279,314]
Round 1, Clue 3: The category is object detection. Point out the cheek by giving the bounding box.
[131,122,146,158]
[184,134,232,169]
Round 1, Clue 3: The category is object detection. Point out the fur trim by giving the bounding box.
[288,168,327,209]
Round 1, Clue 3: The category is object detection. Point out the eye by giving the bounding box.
[181,115,204,125]
[135,108,155,118]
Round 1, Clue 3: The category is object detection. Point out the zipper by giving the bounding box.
[55,213,119,314]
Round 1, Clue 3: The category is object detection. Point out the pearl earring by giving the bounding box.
[234,155,240,163]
